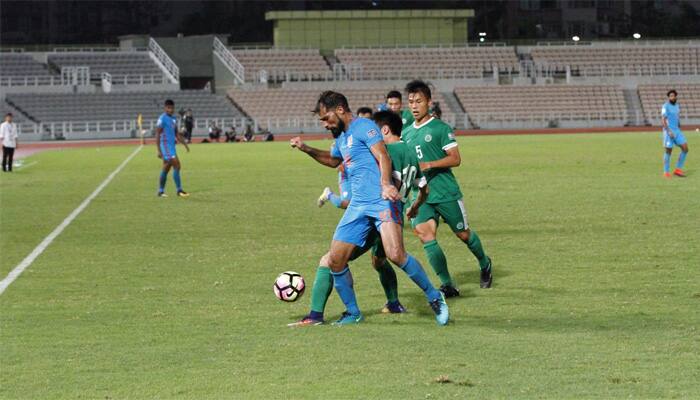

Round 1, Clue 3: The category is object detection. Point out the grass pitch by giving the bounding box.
[1,132,698,399]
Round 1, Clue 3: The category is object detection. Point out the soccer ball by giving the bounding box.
[273,271,305,302]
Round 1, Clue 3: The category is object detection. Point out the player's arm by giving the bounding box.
[176,130,190,152]
[661,106,674,138]
[290,136,341,168]
[406,178,428,219]
[420,146,461,172]
[155,126,163,159]
[369,141,399,201]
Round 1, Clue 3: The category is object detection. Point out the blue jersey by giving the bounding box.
[661,102,680,132]
[157,112,178,147]
[330,118,384,205]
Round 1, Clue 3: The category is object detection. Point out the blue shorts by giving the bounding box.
[663,129,687,148]
[333,201,403,247]
[338,171,352,202]
[160,144,177,161]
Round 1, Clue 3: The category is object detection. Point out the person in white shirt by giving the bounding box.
[1,113,18,172]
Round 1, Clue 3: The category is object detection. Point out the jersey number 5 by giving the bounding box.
[415,145,423,159]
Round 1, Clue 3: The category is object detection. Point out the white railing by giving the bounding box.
[339,42,509,49]
[109,74,171,85]
[101,72,112,93]
[53,47,122,52]
[0,75,64,87]
[533,62,700,77]
[213,37,245,84]
[467,110,627,126]
[148,38,179,83]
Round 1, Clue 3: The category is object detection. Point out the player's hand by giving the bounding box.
[382,184,400,202]
[419,161,432,171]
[406,204,418,219]
[290,136,304,150]
[157,152,163,159]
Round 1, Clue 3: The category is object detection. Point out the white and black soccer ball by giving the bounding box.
[273,271,305,302]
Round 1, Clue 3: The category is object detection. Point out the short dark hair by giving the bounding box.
[372,110,403,138]
[386,90,402,101]
[5,112,13,117]
[165,99,175,106]
[313,91,350,114]
[356,107,373,116]
[405,80,431,100]
[667,89,677,97]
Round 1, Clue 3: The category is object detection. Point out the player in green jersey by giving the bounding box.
[402,80,493,295]
[289,110,429,326]
[386,90,415,128]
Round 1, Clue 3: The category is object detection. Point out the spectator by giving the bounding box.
[208,122,222,142]
[243,124,254,142]
[225,125,238,142]
[1,113,18,172]
[183,109,194,143]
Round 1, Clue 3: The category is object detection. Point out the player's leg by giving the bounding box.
[379,220,448,325]
[158,160,172,196]
[171,157,188,197]
[674,133,688,177]
[6,146,14,172]
[663,131,674,178]
[440,200,493,288]
[370,238,405,313]
[327,239,363,324]
[2,146,8,171]
[413,203,458,296]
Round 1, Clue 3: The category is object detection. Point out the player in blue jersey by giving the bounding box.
[317,108,372,209]
[156,99,190,197]
[661,90,689,178]
[290,91,448,326]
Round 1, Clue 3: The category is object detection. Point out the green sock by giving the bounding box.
[310,266,333,313]
[375,260,399,303]
[465,231,490,271]
[423,240,453,286]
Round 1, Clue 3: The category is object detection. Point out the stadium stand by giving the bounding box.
[0,53,55,77]
[47,52,165,80]
[228,87,455,128]
[531,44,700,76]
[335,46,519,80]
[638,83,700,124]
[455,85,626,124]
[6,91,243,123]
[230,48,331,82]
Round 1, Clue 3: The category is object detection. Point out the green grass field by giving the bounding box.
[1,132,698,399]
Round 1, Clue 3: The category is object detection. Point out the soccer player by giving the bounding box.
[290,91,448,326]
[156,99,190,197]
[661,89,689,178]
[386,90,414,127]
[290,110,430,326]
[402,80,492,296]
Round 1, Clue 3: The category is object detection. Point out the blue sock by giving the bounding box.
[399,254,441,302]
[173,169,182,192]
[159,170,168,192]
[328,192,343,208]
[677,151,687,169]
[331,267,360,316]
[663,152,671,173]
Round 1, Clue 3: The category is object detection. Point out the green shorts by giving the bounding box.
[410,199,469,232]
[349,228,386,261]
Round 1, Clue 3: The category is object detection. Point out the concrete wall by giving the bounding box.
[267,9,473,53]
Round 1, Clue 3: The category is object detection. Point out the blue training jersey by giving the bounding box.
[331,118,384,205]
[157,112,178,147]
[661,101,680,132]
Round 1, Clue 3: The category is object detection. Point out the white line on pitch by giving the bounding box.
[0,145,143,295]
[15,161,38,170]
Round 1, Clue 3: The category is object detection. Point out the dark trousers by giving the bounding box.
[2,146,15,171]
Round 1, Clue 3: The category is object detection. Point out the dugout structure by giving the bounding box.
[266,9,474,53]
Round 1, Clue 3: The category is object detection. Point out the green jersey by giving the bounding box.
[386,140,426,204]
[400,109,415,128]
[402,117,462,204]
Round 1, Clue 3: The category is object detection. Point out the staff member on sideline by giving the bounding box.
[1,113,18,172]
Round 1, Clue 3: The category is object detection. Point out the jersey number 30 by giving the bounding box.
[398,165,418,200]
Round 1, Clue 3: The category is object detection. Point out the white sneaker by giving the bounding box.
[317,187,332,207]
